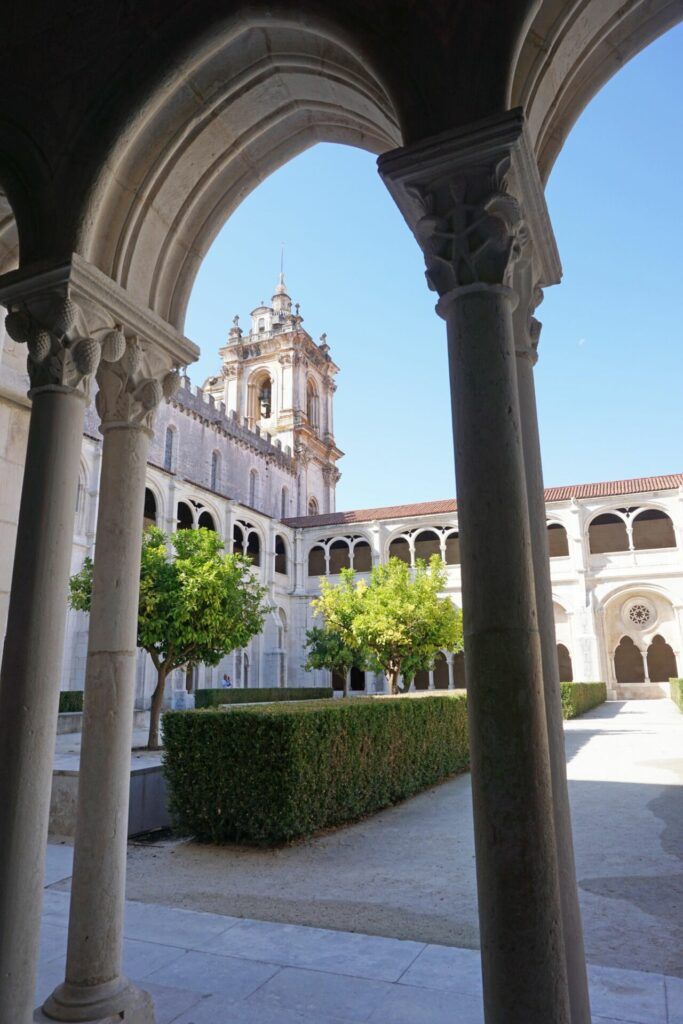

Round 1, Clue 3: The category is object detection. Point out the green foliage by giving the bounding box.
[669,678,683,712]
[58,690,83,713]
[69,527,269,748]
[195,687,333,708]
[560,682,607,719]
[304,557,463,694]
[163,693,469,845]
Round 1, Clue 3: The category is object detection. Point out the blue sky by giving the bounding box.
[186,24,683,511]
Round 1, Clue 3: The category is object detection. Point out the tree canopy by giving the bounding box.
[304,556,463,695]
[69,526,269,747]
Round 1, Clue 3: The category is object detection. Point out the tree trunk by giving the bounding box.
[386,662,401,695]
[343,670,350,698]
[147,666,168,750]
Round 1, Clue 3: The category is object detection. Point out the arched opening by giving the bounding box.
[143,488,157,528]
[232,523,244,555]
[632,509,676,550]
[306,378,320,435]
[210,451,220,492]
[589,512,629,554]
[445,532,460,565]
[413,668,429,691]
[352,540,372,572]
[646,634,678,682]
[614,636,645,683]
[328,539,351,574]
[245,530,260,567]
[249,469,258,507]
[452,651,466,689]
[308,497,319,516]
[557,643,573,682]
[308,545,326,576]
[388,536,411,564]
[350,667,365,692]
[176,500,193,530]
[332,670,345,693]
[548,523,569,557]
[434,652,449,689]
[248,370,273,428]
[164,427,175,472]
[197,510,215,531]
[274,534,287,575]
[413,529,441,562]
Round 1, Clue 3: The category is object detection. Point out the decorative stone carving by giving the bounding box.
[96,338,181,433]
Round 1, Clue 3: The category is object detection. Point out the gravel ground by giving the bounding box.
[113,699,683,977]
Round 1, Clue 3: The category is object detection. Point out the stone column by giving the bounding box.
[43,341,181,1024]
[380,110,572,1024]
[0,287,101,1024]
[446,653,455,690]
[513,266,591,1024]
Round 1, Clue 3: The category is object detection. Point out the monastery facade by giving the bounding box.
[1,277,681,704]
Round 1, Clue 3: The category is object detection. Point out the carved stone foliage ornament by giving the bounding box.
[407,157,528,297]
[4,294,124,397]
[95,338,181,432]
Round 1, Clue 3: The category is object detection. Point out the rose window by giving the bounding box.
[628,604,651,627]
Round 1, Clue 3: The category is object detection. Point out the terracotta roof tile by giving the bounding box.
[283,473,683,529]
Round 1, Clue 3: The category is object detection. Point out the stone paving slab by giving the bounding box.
[37,843,678,1024]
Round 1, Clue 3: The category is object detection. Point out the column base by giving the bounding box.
[38,977,155,1023]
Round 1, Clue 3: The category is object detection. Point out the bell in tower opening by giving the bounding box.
[259,379,272,419]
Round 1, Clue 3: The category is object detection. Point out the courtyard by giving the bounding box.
[39,700,683,1022]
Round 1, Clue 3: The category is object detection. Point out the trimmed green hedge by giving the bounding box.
[58,690,83,713]
[560,682,607,719]
[163,693,469,845]
[194,686,332,708]
[669,679,683,712]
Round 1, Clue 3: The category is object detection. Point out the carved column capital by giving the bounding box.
[379,109,562,318]
[95,338,181,434]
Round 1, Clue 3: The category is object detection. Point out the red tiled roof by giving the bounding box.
[283,474,683,529]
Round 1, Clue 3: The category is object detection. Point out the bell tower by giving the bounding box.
[202,273,343,514]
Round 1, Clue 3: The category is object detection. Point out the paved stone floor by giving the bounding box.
[37,844,681,1023]
[40,698,683,1022]
[114,699,683,977]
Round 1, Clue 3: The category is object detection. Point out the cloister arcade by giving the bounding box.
[0,4,682,1024]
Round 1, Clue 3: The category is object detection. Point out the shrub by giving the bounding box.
[58,690,84,713]
[163,693,469,845]
[194,686,332,708]
[669,678,683,712]
[560,682,607,719]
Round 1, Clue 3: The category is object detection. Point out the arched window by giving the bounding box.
[176,500,193,530]
[308,496,319,516]
[164,426,175,471]
[414,529,441,562]
[614,636,645,683]
[434,652,449,689]
[258,318,265,333]
[557,643,573,682]
[258,378,272,419]
[245,530,260,566]
[329,539,351,574]
[646,635,678,682]
[589,512,629,554]
[248,371,273,427]
[280,487,288,520]
[388,536,411,564]
[548,523,569,557]
[414,669,429,690]
[445,532,460,565]
[352,540,372,572]
[306,379,319,434]
[307,545,326,576]
[249,469,258,507]
[632,509,676,550]
[143,488,157,528]
[210,451,220,491]
[275,534,287,575]
[198,510,215,530]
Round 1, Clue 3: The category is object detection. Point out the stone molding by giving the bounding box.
[378,109,562,314]
[0,254,198,400]
[96,340,181,434]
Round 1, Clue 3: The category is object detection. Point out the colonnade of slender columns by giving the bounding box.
[380,109,587,1023]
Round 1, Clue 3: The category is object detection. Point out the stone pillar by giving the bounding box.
[380,110,572,1024]
[43,341,182,1024]
[0,286,101,1024]
[428,669,435,690]
[513,267,591,1024]
[446,653,455,690]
